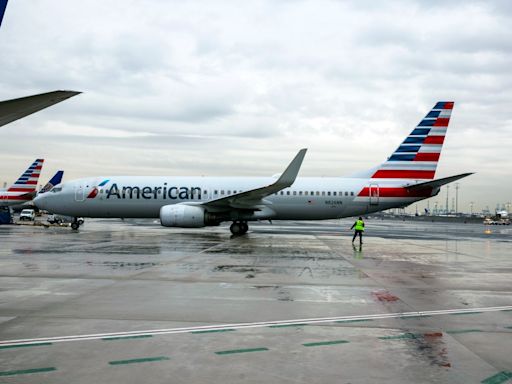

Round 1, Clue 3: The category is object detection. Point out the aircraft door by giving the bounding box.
[74,184,85,202]
[369,184,379,205]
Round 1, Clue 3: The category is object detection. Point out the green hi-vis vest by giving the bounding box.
[355,220,365,231]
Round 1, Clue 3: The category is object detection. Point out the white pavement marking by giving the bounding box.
[1,305,511,347]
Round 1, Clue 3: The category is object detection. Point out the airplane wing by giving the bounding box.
[202,148,307,210]
[0,90,81,127]
[404,173,473,191]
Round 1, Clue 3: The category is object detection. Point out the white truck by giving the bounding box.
[19,209,35,221]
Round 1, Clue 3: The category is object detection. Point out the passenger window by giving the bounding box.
[333,192,337,196]
[221,190,225,195]
[311,191,314,195]
[327,192,331,196]
[214,190,218,195]
[293,191,297,196]
[351,192,354,196]
[339,191,343,196]
[287,191,290,195]
[305,191,308,196]
[322,191,325,196]
[316,191,319,196]
[345,192,348,196]
[227,190,231,194]
[299,191,303,195]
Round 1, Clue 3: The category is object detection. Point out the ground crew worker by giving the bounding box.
[351,216,365,244]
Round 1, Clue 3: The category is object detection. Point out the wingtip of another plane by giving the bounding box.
[55,90,82,97]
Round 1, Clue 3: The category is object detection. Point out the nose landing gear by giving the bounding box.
[229,221,249,235]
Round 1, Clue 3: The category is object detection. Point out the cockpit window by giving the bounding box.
[51,187,62,193]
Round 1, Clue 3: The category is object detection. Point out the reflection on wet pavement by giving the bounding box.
[0,218,511,383]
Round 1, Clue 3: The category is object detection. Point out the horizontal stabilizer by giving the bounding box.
[0,90,81,127]
[405,173,473,191]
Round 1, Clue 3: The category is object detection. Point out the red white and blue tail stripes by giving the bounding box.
[371,102,453,180]
[7,159,44,192]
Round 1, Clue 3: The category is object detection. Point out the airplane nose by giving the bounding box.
[33,194,48,210]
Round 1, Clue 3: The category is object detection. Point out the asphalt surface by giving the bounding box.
[0,218,511,383]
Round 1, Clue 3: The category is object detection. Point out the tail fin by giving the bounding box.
[371,102,454,180]
[39,170,64,194]
[7,159,44,192]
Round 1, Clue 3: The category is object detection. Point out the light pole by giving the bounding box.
[455,182,459,215]
[446,185,450,214]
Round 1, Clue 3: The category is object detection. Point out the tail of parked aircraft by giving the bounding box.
[39,170,64,194]
[7,159,44,193]
[371,102,454,180]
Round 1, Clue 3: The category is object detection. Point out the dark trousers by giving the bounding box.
[352,230,363,244]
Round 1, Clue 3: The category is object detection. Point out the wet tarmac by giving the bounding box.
[0,218,511,383]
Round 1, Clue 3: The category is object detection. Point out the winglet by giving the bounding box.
[202,148,307,209]
[275,148,307,188]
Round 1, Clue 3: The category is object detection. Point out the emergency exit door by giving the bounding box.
[369,184,379,205]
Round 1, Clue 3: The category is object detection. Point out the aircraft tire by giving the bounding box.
[241,222,249,234]
[71,222,80,230]
[230,222,242,235]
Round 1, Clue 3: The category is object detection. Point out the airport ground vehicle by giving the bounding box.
[34,102,472,234]
[19,209,35,221]
[47,214,83,225]
[483,217,510,225]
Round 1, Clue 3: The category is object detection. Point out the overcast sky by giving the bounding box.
[1,0,511,213]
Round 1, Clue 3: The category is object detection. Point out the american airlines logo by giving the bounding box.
[92,182,203,200]
[87,179,110,199]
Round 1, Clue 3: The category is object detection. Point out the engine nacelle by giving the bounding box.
[160,204,206,228]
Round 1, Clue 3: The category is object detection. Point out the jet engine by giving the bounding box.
[160,204,206,228]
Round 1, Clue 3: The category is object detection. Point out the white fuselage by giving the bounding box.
[34,176,434,220]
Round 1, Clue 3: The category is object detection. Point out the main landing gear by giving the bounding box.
[71,217,83,230]
[230,221,248,235]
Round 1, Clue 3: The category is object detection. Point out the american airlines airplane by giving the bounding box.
[0,159,44,206]
[34,102,471,234]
